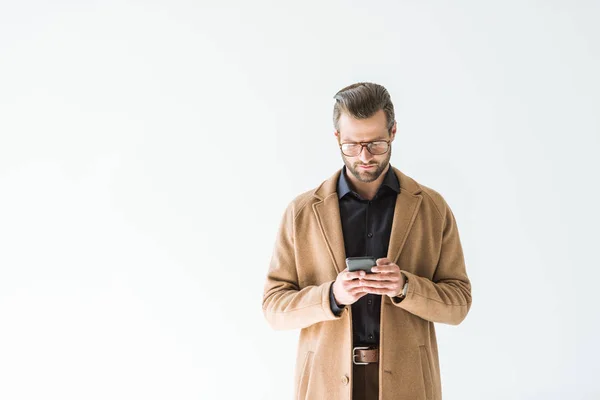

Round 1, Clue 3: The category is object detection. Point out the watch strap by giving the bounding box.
[398,277,408,299]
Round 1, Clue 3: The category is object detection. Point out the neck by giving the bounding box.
[346,163,390,201]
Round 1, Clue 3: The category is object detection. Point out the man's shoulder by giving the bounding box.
[283,170,338,219]
[410,173,448,218]
[285,189,316,219]
[414,181,447,219]
[396,169,450,219]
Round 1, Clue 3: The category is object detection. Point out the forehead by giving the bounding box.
[338,109,388,142]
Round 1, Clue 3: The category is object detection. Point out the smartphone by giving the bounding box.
[345,256,376,273]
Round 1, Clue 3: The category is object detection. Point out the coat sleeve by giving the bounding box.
[390,197,472,325]
[262,201,344,330]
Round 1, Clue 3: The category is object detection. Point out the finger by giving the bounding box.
[359,280,396,289]
[376,257,391,265]
[371,264,398,273]
[345,279,368,290]
[360,273,399,282]
[362,287,397,296]
[353,292,369,301]
[349,284,365,292]
[348,285,367,295]
[343,270,366,280]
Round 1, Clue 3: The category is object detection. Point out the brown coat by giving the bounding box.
[262,166,472,400]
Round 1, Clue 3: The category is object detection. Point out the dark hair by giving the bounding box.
[333,82,395,134]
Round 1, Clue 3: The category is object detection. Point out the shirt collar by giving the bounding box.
[337,163,400,199]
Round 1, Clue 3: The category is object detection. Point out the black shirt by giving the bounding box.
[328,163,400,346]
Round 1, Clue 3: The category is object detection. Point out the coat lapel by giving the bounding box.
[312,168,346,275]
[387,181,423,264]
[312,166,423,274]
[313,196,346,275]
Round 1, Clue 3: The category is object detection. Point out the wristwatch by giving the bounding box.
[396,277,409,300]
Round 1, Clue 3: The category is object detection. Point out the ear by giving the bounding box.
[390,122,397,141]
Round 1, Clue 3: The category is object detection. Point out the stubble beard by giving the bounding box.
[343,149,392,183]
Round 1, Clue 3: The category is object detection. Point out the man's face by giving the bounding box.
[336,109,396,183]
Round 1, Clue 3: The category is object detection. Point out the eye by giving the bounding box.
[340,143,362,156]
[367,141,389,154]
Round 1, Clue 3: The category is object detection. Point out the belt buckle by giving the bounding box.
[352,346,370,365]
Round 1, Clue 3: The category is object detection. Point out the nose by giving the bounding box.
[358,145,374,164]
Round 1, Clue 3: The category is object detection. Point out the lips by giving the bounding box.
[359,164,375,169]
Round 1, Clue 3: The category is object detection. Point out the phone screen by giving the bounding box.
[346,256,376,273]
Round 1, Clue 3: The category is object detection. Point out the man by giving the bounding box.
[262,82,472,400]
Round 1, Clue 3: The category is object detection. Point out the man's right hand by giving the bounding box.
[331,267,369,307]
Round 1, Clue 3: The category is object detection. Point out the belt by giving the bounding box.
[353,346,379,365]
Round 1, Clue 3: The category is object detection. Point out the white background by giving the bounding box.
[1,1,599,399]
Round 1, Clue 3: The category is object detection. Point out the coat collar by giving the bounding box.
[312,164,423,274]
[337,164,400,200]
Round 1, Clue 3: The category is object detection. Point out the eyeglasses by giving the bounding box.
[339,140,391,157]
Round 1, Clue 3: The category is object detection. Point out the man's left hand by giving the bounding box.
[359,257,406,297]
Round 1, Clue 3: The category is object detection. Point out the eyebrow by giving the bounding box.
[342,137,387,143]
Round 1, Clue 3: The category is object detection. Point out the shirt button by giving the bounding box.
[341,375,349,385]
[367,232,373,238]
[367,299,372,305]
[369,334,374,340]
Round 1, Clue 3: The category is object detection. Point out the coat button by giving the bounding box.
[341,375,349,385]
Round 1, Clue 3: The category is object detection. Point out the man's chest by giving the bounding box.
[339,194,397,258]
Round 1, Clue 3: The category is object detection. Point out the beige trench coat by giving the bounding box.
[262,166,472,400]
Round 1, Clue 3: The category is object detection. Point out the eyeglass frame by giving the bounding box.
[338,139,391,157]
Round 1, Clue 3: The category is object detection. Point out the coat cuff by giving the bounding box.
[389,270,471,325]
